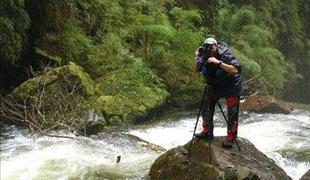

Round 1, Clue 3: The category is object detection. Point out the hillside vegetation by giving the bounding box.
[0,0,309,131]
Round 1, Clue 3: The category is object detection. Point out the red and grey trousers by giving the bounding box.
[201,94,240,141]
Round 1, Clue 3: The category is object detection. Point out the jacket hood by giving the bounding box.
[217,41,228,55]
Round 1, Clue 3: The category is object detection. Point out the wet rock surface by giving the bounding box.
[149,136,291,180]
[241,95,293,114]
[300,170,310,180]
[91,132,166,153]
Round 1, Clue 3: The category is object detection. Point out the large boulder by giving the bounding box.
[240,95,293,114]
[5,63,96,130]
[10,62,94,100]
[300,170,310,180]
[94,64,169,125]
[149,136,291,180]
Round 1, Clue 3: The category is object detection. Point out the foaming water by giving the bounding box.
[237,110,310,180]
[1,110,309,180]
[0,128,158,180]
[129,110,310,180]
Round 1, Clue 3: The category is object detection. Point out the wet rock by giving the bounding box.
[116,155,121,163]
[91,132,166,153]
[237,167,259,180]
[300,170,310,180]
[149,136,291,180]
[240,95,293,114]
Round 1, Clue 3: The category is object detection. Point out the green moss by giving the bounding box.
[94,64,169,125]
[95,95,124,116]
[9,71,59,99]
[10,63,94,99]
[57,62,95,96]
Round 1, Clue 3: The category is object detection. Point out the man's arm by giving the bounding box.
[207,57,239,75]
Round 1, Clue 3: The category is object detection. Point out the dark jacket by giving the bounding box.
[200,42,242,97]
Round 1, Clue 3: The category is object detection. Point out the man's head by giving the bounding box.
[204,37,218,54]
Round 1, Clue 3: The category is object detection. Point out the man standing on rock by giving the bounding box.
[194,37,243,148]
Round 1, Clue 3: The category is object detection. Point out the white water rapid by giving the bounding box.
[1,109,309,180]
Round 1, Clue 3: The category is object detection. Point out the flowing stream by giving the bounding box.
[1,109,309,180]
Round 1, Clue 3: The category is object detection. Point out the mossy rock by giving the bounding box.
[10,62,94,100]
[94,95,128,120]
[94,64,169,125]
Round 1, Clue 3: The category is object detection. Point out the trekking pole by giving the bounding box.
[207,85,241,151]
[188,84,207,157]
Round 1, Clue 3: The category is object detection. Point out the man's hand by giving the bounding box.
[206,57,220,64]
[195,47,202,56]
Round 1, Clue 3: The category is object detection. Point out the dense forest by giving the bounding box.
[0,0,309,131]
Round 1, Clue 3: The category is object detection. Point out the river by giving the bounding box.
[1,109,309,180]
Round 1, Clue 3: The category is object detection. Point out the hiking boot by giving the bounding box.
[194,132,214,140]
[222,140,233,148]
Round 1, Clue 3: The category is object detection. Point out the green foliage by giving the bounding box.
[230,47,261,78]
[129,7,175,61]
[76,0,126,40]
[169,7,202,29]
[144,7,204,105]
[0,0,30,65]
[1,0,309,108]
[213,1,305,95]
[231,7,257,31]
[238,25,274,48]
